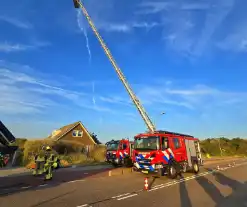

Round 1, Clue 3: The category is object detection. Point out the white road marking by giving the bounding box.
[74,161,247,206]
[148,166,238,192]
[112,193,130,198]
[153,183,166,188]
[68,179,85,183]
[117,193,138,200]
[3,188,12,191]
[21,186,31,189]
[39,184,48,187]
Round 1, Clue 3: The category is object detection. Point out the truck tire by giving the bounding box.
[168,165,177,179]
[193,162,199,174]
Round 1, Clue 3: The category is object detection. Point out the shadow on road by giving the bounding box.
[195,175,224,203]
[0,167,112,197]
[148,176,159,190]
[213,172,247,207]
[179,181,192,207]
[30,189,77,207]
[178,166,247,207]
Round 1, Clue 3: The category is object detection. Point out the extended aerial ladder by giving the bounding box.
[73,0,156,132]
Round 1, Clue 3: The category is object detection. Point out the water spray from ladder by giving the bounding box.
[77,9,92,64]
[77,8,96,107]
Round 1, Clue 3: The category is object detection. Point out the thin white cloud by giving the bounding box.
[1,61,246,125]
[216,21,247,53]
[0,62,124,115]
[0,43,32,52]
[0,41,50,53]
[137,2,173,14]
[99,96,132,106]
[0,15,32,29]
[180,3,211,10]
[192,0,235,57]
[102,23,131,33]
[97,21,160,33]
[137,0,238,57]
[113,80,247,113]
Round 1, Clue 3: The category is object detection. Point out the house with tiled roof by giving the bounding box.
[47,121,97,146]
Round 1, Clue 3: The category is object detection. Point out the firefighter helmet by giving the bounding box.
[45,146,51,151]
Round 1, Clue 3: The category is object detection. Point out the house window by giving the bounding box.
[173,138,181,149]
[72,130,83,137]
[78,130,83,137]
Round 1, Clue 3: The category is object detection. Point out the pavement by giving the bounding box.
[0,158,247,207]
[0,164,113,178]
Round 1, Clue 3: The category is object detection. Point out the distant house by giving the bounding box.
[47,121,97,146]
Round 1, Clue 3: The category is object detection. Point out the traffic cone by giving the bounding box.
[144,177,149,191]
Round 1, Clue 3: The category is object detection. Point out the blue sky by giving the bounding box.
[0,0,247,142]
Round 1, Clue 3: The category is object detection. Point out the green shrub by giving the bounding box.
[90,145,106,162]
[23,140,54,165]
[200,138,247,157]
[59,153,94,165]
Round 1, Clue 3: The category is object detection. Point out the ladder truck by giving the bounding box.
[72,0,203,177]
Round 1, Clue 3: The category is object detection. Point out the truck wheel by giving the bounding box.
[168,165,177,179]
[193,162,199,174]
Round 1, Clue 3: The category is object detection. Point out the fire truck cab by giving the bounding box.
[133,130,203,179]
[105,139,134,167]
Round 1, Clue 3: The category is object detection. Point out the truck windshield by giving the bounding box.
[106,142,119,150]
[134,136,159,150]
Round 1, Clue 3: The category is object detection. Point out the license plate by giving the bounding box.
[142,170,148,174]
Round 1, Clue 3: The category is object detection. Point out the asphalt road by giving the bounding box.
[0,158,247,207]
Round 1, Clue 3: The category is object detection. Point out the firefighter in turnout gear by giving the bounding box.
[33,147,46,176]
[33,145,59,180]
[43,145,58,180]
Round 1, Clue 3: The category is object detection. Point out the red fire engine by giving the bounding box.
[72,1,203,179]
[105,139,134,167]
[133,130,203,178]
